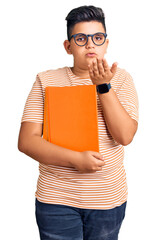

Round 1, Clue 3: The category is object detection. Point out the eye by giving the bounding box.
[95,36,102,41]
[77,37,85,42]
[75,34,86,42]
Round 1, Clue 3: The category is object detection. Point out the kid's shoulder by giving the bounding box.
[36,66,67,79]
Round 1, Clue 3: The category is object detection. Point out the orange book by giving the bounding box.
[43,85,99,152]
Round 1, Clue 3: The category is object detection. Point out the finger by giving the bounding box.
[88,65,94,76]
[99,160,105,166]
[110,62,118,75]
[88,64,94,78]
[97,58,105,76]
[102,58,109,71]
[88,62,95,77]
[92,59,99,76]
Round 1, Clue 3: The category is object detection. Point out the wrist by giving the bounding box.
[96,82,111,94]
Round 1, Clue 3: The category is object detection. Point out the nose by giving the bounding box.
[86,36,94,48]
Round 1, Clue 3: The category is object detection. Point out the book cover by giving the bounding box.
[43,85,99,152]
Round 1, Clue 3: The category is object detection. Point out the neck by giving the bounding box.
[70,65,90,79]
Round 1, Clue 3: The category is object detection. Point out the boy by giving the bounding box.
[18,5,139,240]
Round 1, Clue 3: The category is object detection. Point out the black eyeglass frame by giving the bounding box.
[69,32,107,46]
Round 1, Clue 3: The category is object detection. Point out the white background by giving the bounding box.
[1,0,156,239]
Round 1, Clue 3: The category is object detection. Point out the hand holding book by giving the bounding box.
[72,150,105,173]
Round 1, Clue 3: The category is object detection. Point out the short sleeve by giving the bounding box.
[21,74,44,124]
[116,71,139,123]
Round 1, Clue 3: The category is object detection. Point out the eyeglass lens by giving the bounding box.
[75,33,105,46]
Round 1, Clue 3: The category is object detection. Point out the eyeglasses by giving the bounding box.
[69,32,107,46]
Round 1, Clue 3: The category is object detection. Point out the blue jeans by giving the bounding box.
[35,198,127,240]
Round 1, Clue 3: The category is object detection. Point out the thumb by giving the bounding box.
[110,62,118,75]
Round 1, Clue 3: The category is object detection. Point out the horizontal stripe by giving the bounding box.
[21,66,138,209]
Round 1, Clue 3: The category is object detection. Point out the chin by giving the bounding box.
[86,57,96,65]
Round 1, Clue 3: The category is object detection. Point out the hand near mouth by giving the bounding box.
[88,58,118,85]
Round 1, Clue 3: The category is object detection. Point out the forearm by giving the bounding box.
[19,135,79,167]
[97,88,137,145]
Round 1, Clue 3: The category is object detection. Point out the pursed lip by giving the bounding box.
[86,53,97,57]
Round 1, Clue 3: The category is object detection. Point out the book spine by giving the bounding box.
[43,87,49,141]
[47,87,51,143]
[94,85,99,152]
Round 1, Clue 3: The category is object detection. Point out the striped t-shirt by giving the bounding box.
[21,66,139,209]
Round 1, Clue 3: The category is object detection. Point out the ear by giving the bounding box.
[63,40,73,55]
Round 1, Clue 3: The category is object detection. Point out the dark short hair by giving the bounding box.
[65,5,106,41]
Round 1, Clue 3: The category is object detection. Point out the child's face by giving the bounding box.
[64,21,109,69]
